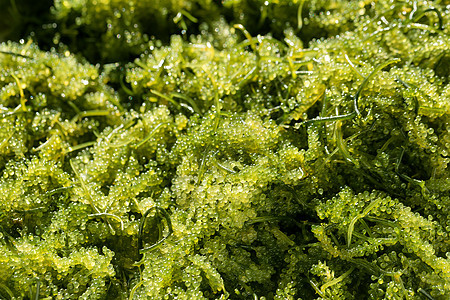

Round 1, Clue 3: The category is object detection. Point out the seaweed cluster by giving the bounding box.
[0,0,449,299]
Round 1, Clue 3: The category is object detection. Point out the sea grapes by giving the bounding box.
[0,0,449,299]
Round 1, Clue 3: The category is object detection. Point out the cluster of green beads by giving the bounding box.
[0,0,449,299]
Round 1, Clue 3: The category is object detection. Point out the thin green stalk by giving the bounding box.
[302,112,356,126]
[297,0,306,30]
[418,288,436,300]
[88,213,124,231]
[0,283,14,299]
[197,144,211,185]
[0,50,31,59]
[344,53,364,79]
[354,58,401,117]
[138,207,173,255]
[171,92,201,114]
[70,159,100,214]
[11,74,27,112]
[234,24,257,52]
[347,198,383,247]
[213,160,237,174]
[320,267,354,293]
[71,110,111,122]
[68,141,96,153]
[150,89,181,110]
[134,122,166,148]
[129,280,144,300]
[410,7,443,30]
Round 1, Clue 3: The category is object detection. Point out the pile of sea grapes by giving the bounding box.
[0,0,449,299]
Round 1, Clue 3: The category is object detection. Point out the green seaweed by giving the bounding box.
[0,0,449,299]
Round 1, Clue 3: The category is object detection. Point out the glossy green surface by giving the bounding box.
[0,0,449,299]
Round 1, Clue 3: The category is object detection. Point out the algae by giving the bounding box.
[0,0,449,299]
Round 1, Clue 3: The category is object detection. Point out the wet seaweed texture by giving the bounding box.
[0,0,449,299]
